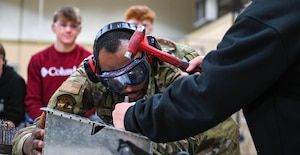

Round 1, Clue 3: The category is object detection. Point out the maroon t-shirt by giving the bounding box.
[25,44,91,119]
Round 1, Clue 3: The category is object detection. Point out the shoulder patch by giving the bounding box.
[59,81,82,94]
[54,94,76,113]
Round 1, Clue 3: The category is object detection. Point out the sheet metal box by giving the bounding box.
[42,108,152,155]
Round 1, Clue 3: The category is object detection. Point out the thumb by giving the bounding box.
[37,111,46,129]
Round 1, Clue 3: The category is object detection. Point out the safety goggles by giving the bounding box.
[97,55,149,92]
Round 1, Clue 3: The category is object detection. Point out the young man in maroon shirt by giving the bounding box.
[25,5,91,120]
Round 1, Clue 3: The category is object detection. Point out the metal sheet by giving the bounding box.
[41,108,152,155]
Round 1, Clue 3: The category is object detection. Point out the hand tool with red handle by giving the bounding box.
[124,26,202,73]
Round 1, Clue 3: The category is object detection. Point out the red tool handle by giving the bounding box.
[140,37,202,73]
[126,26,202,73]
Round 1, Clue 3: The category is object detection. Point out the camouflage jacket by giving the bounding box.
[12,38,240,155]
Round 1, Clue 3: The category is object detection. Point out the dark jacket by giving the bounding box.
[124,0,300,154]
[0,65,26,126]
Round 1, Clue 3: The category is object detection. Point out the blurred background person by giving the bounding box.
[25,5,91,120]
[0,43,26,128]
[124,5,155,35]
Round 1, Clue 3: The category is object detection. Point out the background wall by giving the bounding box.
[0,0,195,43]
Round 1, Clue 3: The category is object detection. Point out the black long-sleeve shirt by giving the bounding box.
[0,65,26,126]
[124,0,300,154]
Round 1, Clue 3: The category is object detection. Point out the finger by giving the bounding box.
[186,56,203,72]
[186,63,198,72]
[37,112,46,129]
[32,128,45,140]
[32,139,44,151]
[180,71,189,76]
[33,149,43,155]
[4,120,15,128]
[186,60,199,72]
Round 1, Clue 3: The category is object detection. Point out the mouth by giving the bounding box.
[125,92,142,101]
[128,94,138,101]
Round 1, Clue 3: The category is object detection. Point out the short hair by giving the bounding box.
[94,30,133,59]
[124,5,156,24]
[0,43,7,65]
[53,5,82,24]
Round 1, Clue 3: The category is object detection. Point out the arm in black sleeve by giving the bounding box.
[123,3,293,142]
[5,75,26,126]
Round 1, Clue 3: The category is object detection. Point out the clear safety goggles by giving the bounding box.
[97,55,149,92]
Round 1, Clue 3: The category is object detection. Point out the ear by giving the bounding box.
[83,55,100,83]
[147,26,153,35]
[51,23,56,33]
[78,25,82,33]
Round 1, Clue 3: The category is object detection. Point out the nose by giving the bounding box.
[64,25,73,31]
[122,85,134,93]
[136,23,143,27]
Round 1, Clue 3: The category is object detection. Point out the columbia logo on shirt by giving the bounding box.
[41,66,77,77]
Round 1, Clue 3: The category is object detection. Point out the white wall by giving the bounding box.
[0,0,196,43]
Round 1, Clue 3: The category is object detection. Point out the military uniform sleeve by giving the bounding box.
[11,125,35,155]
[47,62,97,116]
[12,114,44,155]
[12,62,100,155]
[157,37,200,62]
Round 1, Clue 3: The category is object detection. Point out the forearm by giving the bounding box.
[5,81,26,125]
[12,125,36,155]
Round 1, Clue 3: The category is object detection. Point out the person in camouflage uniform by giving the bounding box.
[12,21,240,155]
